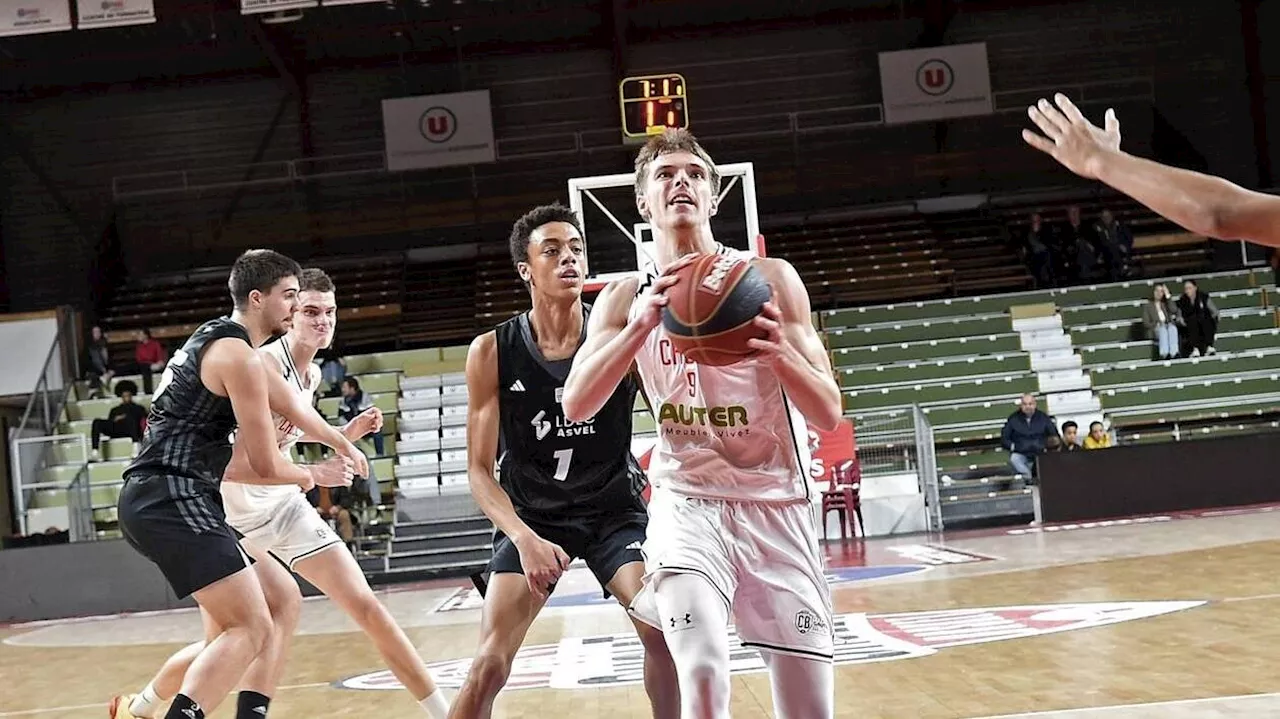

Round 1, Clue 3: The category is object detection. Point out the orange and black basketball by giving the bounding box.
[661,253,770,366]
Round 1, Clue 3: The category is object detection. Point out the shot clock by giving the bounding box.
[619,73,689,143]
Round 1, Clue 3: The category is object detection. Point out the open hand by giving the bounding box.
[631,253,699,332]
[1022,93,1122,180]
[745,287,789,364]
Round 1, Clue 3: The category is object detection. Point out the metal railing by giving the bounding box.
[851,405,942,533]
[8,309,86,538]
[913,405,942,533]
[110,77,1155,200]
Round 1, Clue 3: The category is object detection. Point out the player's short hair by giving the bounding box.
[228,249,302,309]
[508,202,584,273]
[298,267,335,294]
[633,128,721,197]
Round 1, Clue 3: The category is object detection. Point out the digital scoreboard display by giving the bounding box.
[620,74,689,141]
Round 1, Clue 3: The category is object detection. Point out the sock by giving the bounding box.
[163,695,204,719]
[129,684,162,718]
[419,689,449,719]
[235,691,271,719]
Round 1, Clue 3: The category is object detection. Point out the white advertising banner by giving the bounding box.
[77,0,155,29]
[382,90,497,172]
[878,42,994,125]
[240,0,316,15]
[0,0,71,37]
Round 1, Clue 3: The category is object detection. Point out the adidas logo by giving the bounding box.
[510,380,526,392]
[253,707,268,716]
[625,541,642,551]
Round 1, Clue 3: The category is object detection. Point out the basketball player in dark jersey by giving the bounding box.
[115,250,356,719]
[447,204,678,719]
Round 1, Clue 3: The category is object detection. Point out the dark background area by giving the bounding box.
[0,0,1273,312]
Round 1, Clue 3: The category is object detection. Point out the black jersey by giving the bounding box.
[495,308,644,520]
[124,317,252,488]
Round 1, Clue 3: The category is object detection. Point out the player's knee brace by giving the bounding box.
[652,572,733,717]
[761,650,835,719]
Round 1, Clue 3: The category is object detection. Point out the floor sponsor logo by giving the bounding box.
[335,600,1204,692]
[886,544,996,565]
[431,565,931,614]
[1006,516,1172,536]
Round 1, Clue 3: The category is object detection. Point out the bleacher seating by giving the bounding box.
[822,266,1277,527]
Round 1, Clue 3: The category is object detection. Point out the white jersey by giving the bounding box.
[221,338,323,527]
[632,247,812,503]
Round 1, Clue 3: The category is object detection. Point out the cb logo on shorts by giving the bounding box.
[795,610,814,635]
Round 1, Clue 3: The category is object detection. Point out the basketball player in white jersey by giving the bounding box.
[113,268,449,719]
[563,129,844,719]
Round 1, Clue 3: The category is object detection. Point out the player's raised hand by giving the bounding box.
[1023,93,1122,180]
[516,534,571,600]
[630,253,699,332]
[311,454,355,488]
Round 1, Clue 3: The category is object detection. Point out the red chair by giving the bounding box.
[821,458,863,541]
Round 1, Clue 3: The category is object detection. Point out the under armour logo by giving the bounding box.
[531,410,552,441]
[668,612,693,628]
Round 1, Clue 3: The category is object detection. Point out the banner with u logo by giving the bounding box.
[878,42,993,125]
[381,90,497,172]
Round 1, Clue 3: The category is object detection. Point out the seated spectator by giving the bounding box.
[1060,421,1083,451]
[90,380,146,459]
[124,329,166,394]
[339,376,385,457]
[319,348,346,398]
[85,325,114,398]
[1058,205,1096,283]
[1093,209,1134,279]
[1000,393,1060,480]
[1142,284,1183,360]
[1083,421,1113,449]
[1176,279,1219,357]
[1023,212,1056,288]
[306,484,358,547]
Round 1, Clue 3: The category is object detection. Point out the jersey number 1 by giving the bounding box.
[150,349,189,402]
[552,448,573,482]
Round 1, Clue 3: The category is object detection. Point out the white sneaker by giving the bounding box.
[1190,348,1201,358]
[1206,346,1217,355]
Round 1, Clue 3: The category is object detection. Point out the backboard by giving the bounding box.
[567,162,764,293]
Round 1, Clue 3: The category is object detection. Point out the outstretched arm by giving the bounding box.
[204,339,313,487]
[1023,93,1280,247]
[751,258,843,431]
[260,352,368,477]
[466,332,569,599]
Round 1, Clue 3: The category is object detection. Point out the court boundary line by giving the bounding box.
[966,690,1280,718]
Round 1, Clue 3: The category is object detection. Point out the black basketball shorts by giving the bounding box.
[487,510,648,599]
[117,474,255,599]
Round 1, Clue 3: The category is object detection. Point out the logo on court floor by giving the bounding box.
[333,600,1205,692]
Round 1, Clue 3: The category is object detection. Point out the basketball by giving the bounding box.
[660,253,771,366]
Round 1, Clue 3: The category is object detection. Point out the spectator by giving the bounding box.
[339,376,385,457]
[1093,209,1134,279]
[1083,421,1113,449]
[1058,205,1096,282]
[1023,212,1056,288]
[1060,421,1083,451]
[319,348,346,398]
[85,325,114,398]
[90,380,146,459]
[306,484,358,547]
[1142,284,1183,360]
[1000,393,1059,480]
[1176,279,1219,357]
[126,329,166,394]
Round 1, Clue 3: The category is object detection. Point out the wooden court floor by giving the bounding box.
[5,507,1280,718]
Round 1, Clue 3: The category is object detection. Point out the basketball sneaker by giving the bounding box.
[108,695,140,719]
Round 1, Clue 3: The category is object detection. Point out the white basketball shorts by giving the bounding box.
[631,488,834,661]
[229,492,344,570]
